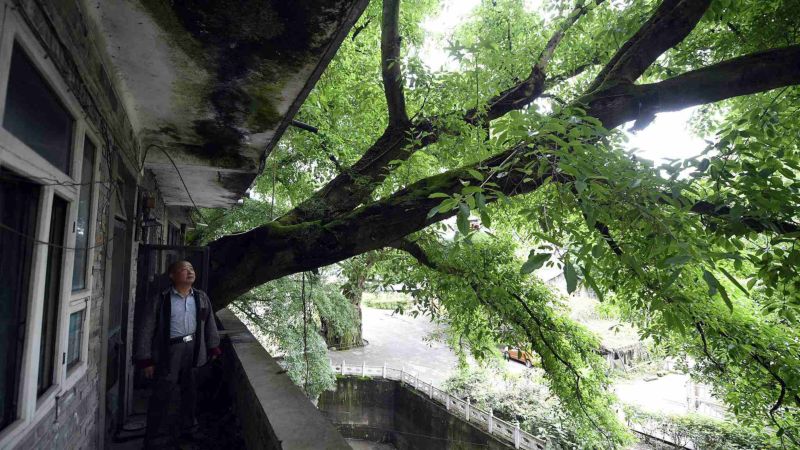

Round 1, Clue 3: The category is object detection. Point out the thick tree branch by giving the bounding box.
[584,45,800,129]
[381,0,409,127]
[220,45,800,306]
[589,0,711,91]
[688,199,800,234]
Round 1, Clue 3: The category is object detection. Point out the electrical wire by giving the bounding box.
[0,149,120,251]
[301,271,310,394]
[146,144,208,224]
[0,173,117,187]
[0,221,116,250]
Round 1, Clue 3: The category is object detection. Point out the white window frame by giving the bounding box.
[70,130,101,297]
[0,9,101,447]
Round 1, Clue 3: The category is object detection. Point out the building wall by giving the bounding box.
[0,0,152,448]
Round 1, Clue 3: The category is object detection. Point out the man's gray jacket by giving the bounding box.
[135,287,221,369]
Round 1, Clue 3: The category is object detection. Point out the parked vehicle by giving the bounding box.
[502,346,535,368]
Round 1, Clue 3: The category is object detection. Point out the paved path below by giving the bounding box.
[328,307,464,386]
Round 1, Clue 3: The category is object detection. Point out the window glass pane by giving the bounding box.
[66,310,84,370]
[72,138,95,291]
[38,196,67,397]
[0,169,39,430]
[3,43,74,174]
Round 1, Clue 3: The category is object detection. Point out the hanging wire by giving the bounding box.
[0,172,116,187]
[270,161,276,221]
[0,146,120,251]
[301,271,311,394]
[145,144,208,224]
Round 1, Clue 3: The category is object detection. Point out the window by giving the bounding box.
[167,222,182,245]
[3,43,74,174]
[37,196,67,397]
[0,170,39,431]
[72,137,95,291]
[66,310,84,371]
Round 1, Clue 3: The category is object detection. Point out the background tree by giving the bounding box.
[192,0,800,445]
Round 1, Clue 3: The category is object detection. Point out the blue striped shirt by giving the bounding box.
[170,287,197,338]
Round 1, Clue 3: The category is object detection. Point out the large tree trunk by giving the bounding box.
[320,252,378,348]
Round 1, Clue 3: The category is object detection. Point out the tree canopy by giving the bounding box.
[194,0,800,446]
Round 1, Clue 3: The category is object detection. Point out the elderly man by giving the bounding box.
[136,260,221,448]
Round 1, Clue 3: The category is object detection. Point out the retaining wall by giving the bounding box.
[319,377,511,450]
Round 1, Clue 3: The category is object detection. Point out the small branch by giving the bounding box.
[391,238,614,443]
[535,0,603,72]
[465,0,603,125]
[694,322,726,373]
[290,119,319,133]
[289,120,344,173]
[546,59,600,86]
[381,0,409,127]
[351,17,372,41]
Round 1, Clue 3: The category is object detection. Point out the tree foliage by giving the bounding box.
[196,0,800,446]
[230,274,358,400]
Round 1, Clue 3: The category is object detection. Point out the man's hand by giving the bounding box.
[143,365,155,379]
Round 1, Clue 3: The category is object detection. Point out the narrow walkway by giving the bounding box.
[110,364,244,450]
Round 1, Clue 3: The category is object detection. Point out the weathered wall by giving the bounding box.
[319,378,512,450]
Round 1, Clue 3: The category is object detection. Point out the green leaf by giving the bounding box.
[664,254,692,266]
[428,192,450,199]
[466,168,484,181]
[521,252,550,274]
[475,192,486,210]
[719,267,748,296]
[719,284,733,313]
[702,269,729,311]
[457,203,471,235]
[663,268,682,289]
[462,186,482,195]
[480,210,491,228]
[582,268,604,302]
[564,262,578,294]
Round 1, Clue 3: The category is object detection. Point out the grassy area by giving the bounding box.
[362,291,412,310]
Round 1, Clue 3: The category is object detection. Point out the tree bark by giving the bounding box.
[321,252,378,348]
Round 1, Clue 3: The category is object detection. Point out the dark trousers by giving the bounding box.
[145,339,197,445]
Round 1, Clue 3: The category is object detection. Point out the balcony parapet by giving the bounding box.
[217,308,350,450]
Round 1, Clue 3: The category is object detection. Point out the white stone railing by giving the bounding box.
[330,361,548,450]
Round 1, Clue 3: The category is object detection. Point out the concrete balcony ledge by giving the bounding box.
[217,308,350,450]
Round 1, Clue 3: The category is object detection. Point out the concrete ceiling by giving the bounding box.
[90,0,369,208]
